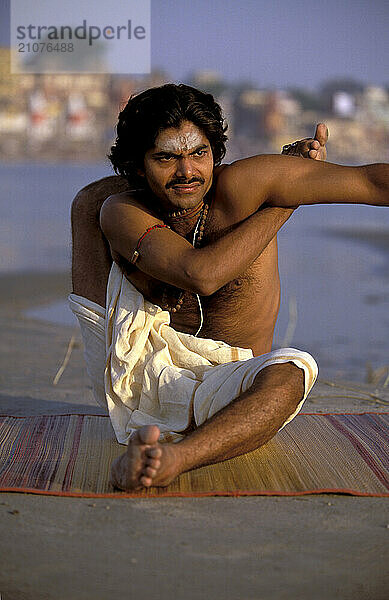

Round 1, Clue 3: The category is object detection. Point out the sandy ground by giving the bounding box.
[0,271,389,600]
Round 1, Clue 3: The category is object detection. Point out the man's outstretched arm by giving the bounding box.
[264,158,388,208]
[218,150,388,214]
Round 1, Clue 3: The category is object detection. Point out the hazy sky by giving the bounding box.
[1,0,388,88]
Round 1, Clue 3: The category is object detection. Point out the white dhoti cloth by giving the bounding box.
[69,263,318,445]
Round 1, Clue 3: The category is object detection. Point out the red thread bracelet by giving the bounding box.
[130,224,170,264]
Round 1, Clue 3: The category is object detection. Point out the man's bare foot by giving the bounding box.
[110,425,182,490]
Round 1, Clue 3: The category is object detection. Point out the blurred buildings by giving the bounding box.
[0,47,388,163]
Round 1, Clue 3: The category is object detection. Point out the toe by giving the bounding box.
[144,466,157,478]
[146,446,162,459]
[309,149,318,159]
[146,457,161,469]
[139,425,160,445]
[140,475,153,487]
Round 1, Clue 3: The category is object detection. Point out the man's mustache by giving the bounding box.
[166,177,204,189]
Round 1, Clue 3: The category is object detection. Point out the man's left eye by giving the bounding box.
[193,150,206,157]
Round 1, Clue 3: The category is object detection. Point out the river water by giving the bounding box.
[1,161,389,382]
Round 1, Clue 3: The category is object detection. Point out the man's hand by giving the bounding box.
[281,123,328,161]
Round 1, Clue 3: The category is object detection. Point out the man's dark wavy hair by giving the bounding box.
[108,83,228,184]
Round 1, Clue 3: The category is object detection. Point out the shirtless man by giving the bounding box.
[71,84,388,490]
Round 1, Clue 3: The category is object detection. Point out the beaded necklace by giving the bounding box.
[165,199,204,222]
[161,201,209,328]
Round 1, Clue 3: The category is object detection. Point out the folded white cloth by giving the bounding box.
[69,263,318,445]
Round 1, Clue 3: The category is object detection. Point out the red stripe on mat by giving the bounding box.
[325,414,389,491]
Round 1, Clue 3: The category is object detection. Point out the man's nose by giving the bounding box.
[175,157,194,178]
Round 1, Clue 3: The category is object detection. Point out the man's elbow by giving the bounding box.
[195,279,217,297]
[184,265,220,296]
[71,188,99,221]
[71,191,89,228]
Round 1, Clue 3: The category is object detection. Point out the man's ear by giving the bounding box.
[137,167,145,178]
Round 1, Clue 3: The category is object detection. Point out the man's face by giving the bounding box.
[141,121,214,212]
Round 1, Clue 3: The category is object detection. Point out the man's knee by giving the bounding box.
[253,361,305,402]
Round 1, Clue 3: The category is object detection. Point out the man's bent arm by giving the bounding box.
[100,197,293,296]
[72,174,293,297]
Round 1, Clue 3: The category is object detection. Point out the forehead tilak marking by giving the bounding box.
[156,131,204,154]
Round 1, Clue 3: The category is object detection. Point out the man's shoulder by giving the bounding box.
[213,155,282,214]
[216,154,282,180]
[75,175,130,201]
[72,175,133,215]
